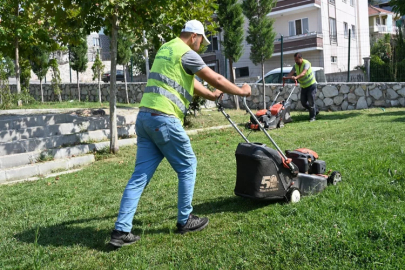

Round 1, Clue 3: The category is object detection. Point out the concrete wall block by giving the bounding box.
[0,130,19,143]
[50,144,91,160]
[0,170,6,183]
[37,159,68,176]
[67,155,95,169]
[5,165,40,181]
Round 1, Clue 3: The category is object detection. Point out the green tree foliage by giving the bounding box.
[19,59,31,92]
[217,0,245,110]
[49,59,62,102]
[117,31,134,104]
[91,52,105,104]
[217,0,245,84]
[242,0,276,109]
[69,35,88,102]
[390,0,405,15]
[371,34,392,63]
[370,55,393,82]
[29,45,50,103]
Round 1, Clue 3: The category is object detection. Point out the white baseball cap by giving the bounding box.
[181,20,211,46]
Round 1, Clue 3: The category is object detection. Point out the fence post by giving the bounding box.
[347,29,351,82]
[363,57,371,82]
[280,35,283,83]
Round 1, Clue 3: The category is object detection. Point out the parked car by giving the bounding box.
[102,70,125,82]
[256,67,327,84]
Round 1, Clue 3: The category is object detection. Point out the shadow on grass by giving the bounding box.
[193,196,285,215]
[292,112,363,123]
[368,111,405,122]
[14,215,150,252]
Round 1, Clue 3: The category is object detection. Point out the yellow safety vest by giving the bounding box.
[140,37,195,122]
[295,59,316,88]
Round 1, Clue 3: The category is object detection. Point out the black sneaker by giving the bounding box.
[176,214,209,234]
[109,229,140,247]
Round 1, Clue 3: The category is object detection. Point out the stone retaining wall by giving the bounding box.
[9,82,405,111]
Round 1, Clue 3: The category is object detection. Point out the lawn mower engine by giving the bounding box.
[234,143,341,202]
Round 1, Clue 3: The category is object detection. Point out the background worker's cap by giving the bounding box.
[181,20,211,46]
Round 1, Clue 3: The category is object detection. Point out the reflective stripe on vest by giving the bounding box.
[144,86,187,114]
[140,37,195,122]
[296,59,316,88]
[148,72,193,103]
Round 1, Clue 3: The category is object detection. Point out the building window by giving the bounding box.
[342,0,346,3]
[351,25,356,39]
[350,0,354,6]
[93,38,100,47]
[329,18,337,44]
[329,0,335,5]
[344,22,348,38]
[288,18,309,36]
[206,36,219,52]
[235,67,249,78]
[331,56,337,63]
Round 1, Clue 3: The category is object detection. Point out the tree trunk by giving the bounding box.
[109,13,119,154]
[77,71,80,102]
[124,65,129,104]
[229,59,240,110]
[15,39,22,107]
[40,79,44,103]
[98,73,102,104]
[262,62,266,109]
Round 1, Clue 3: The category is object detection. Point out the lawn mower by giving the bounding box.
[247,81,298,130]
[216,94,341,203]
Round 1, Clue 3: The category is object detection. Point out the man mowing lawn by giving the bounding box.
[109,20,251,248]
[283,53,318,122]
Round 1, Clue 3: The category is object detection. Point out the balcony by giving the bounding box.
[270,0,321,16]
[369,25,399,35]
[273,32,323,55]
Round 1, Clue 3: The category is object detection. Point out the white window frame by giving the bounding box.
[288,18,309,36]
[93,37,100,47]
[351,25,356,39]
[329,18,337,44]
[344,22,349,38]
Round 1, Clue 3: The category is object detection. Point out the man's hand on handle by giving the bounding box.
[241,83,251,97]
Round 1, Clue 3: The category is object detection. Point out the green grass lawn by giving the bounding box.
[1,108,404,269]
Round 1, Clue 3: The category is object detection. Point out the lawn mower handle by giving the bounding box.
[242,97,295,172]
[215,93,250,143]
[282,79,298,87]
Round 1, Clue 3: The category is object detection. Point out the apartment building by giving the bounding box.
[208,0,371,81]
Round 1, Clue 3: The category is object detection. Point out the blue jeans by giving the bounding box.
[114,111,197,232]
